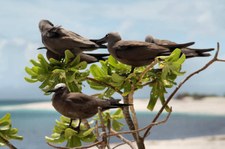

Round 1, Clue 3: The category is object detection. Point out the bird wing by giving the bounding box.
[113,41,169,61]
[65,93,95,104]
[153,39,177,45]
[156,41,195,49]
[46,26,98,49]
[57,27,98,48]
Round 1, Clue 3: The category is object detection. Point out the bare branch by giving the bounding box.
[0,135,17,149]
[110,129,136,149]
[143,42,225,139]
[98,107,109,149]
[107,108,171,137]
[47,141,104,149]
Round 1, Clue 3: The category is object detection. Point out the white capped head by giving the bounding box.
[54,83,66,90]
[47,83,67,94]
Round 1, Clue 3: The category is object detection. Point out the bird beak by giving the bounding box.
[46,89,56,93]
[94,35,108,44]
[37,47,47,50]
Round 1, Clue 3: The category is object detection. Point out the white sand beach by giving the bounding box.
[110,135,225,149]
[1,97,225,149]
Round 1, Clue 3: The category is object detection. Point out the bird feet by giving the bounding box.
[68,125,80,133]
[68,119,81,133]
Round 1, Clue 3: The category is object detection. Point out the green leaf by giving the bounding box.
[7,128,18,135]
[111,73,125,83]
[60,116,71,124]
[148,81,163,111]
[38,54,49,72]
[87,80,106,90]
[24,77,38,83]
[0,113,10,123]
[30,59,41,67]
[108,55,118,67]
[65,128,77,139]
[159,96,171,112]
[65,50,75,64]
[111,109,124,120]
[80,127,95,138]
[90,64,107,78]
[45,135,65,144]
[66,135,81,147]
[0,121,10,128]
[175,53,186,65]
[104,88,115,97]
[8,135,23,141]
[69,55,81,67]
[112,120,124,131]
[148,91,158,111]
[75,61,87,70]
[25,67,37,76]
[80,133,96,142]
[49,58,61,65]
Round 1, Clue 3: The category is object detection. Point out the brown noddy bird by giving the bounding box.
[39,47,109,64]
[145,35,214,58]
[48,83,131,131]
[38,19,108,62]
[97,32,197,67]
[96,32,193,67]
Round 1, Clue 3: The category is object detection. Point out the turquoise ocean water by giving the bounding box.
[1,101,225,149]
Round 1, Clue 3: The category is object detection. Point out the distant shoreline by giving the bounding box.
[1,97,225,116]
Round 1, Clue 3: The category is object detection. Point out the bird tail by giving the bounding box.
[86,53,110,61]
[182,48,214,58]
[103,99,132,110]
[163,42,195,49]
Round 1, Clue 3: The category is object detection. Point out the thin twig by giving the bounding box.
[0,135,17,149]
[47,141,104,149]
[127,91,140,143]
[98,107,108,149]
[107,108,171,137]
[122,96,136,139]
[109,109,172,149]
[143,42,225,139]
[86,77,123,95]
[110,129,136,149]
[137,60,157,84]
[112,141,135,149]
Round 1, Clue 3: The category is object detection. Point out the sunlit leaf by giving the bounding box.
[112,120,124,131]
[66,135,81,147]
[65,128,77,139]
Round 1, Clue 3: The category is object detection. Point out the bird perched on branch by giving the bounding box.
[145,35,214,58]
[38,19,108,62]
[97,32,214,67]
[47,83,131,131]
[40,48,109,64]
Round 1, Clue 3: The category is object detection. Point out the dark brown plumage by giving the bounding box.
[48,83,130,130]
[44,48,109,63]
[145,35,214,58]
[38,19,108,62]
[97,32,214,67]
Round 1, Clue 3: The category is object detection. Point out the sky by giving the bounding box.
[0,0,225,100]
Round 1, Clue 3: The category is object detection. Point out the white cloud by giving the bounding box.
[12,38,26,46]
[24,42,42,61]
[0,39,7,49]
